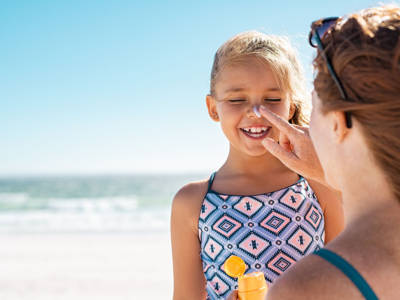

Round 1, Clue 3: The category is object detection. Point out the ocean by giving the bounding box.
[0,173,207,233]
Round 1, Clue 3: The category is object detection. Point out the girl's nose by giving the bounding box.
[247,105,262,118]
[253,105,261,118]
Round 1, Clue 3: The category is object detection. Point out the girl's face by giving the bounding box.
[207,57,294,157]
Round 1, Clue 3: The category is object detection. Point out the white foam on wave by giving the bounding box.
[0,206,170,233]
[0,193,30,204]
[0,193,171,233]
[47,196,139,212]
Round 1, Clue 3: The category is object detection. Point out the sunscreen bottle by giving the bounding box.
[224,255,268,300]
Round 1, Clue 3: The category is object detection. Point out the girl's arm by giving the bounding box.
[307,179,345,243]
[171,182,208,300]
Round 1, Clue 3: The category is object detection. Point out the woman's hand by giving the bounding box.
[226,290,238,300]
[259,105,326,186]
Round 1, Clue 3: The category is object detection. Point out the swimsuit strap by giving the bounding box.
[314,248,378,300]
[207,172,216,192]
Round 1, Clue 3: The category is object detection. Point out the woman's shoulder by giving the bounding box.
[266,248,362,299]
[268,234,395,300]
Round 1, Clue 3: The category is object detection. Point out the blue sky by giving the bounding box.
[1,0,381,175]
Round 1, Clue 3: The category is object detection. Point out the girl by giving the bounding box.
[171,31,344,300]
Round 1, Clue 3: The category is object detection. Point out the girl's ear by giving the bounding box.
[206,95,219,122]
[288,102,296,123]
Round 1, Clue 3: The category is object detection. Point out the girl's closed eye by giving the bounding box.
[264,98,281,103]
[228,99,247,104]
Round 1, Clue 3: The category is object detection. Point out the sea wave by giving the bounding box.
[0,193,138,212]
[0,174,203,233]
[0,208,170,233]
[0,193,169,233]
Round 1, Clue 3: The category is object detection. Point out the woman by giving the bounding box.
[261,5,400,299]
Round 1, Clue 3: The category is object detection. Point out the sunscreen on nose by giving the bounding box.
[253,106,261,118]
[224,255,268,300]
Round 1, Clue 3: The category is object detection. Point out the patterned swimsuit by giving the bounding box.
[198,173,325,299]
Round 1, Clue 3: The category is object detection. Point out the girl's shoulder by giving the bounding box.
[306,178,344,243]
[305,178,342,211]
[171,178,211,228]
[173,178,210,207]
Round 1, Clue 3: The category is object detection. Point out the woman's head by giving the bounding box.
[311,5,400,200]
[209,31,309,126]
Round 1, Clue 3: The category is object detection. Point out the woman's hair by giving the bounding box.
[210,31,309,126]
[313,4,400,200]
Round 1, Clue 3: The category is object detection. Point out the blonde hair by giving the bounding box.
[313,4,400,201]
[210,31,309,125]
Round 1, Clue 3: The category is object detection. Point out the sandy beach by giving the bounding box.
[0,232,173,300]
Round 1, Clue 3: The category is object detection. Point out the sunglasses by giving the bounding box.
[309,17,352,128]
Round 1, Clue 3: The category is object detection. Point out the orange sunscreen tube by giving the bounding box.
[224,255,268,300]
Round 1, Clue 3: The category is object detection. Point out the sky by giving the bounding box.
[1,0,382,175]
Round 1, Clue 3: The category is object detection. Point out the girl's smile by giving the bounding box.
[239,125,271,139]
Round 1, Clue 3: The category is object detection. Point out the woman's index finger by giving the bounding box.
[259,105,296,136]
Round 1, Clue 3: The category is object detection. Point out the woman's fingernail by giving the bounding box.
[259,105,267,112]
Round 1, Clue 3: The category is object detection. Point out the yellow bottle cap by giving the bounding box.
[224,255,246,278]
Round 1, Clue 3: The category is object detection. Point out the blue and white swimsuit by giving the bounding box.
[198,172,325,299]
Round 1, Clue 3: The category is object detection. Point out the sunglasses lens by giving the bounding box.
[310,33,319,47]
[316,20,336,39]
[311,18,338,47]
